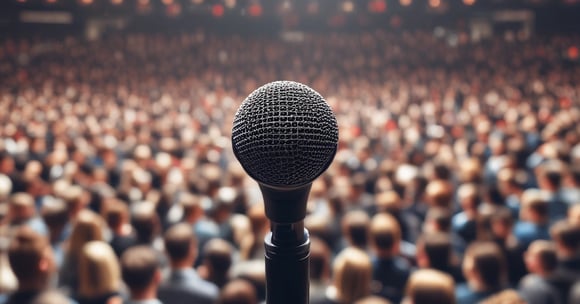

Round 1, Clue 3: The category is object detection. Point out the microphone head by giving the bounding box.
[232,81,338,189]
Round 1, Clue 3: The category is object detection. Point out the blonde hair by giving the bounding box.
[78,241,121,297]
[67,210,104,262]
[406,269,455,304]
[333,247,372,304]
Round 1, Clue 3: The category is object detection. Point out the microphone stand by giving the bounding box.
[260,184,311,304]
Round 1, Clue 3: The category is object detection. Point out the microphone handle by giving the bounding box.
[265,229,310,304]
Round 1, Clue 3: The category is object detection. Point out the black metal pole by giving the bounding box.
[264,223,310,304]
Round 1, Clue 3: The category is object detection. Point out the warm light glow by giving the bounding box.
[17,0,27,3]
[212,4,224,17]
[45,0,58,4]
[369,0,386,13]
[138,0,150,5]
[342,0,354,13]
[80,0,93,5]
[463,0,476,5]
[429,0,441,8]
[400,0,412,6]
[281,0,291,11]
[111,0,123,5]
[225,0,236,9]
[248,3,263,17]
[161,0,173,5]
[191,0,203,4]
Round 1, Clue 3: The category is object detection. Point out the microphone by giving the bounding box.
[232,80,338,304]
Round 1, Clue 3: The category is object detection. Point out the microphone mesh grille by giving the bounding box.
[232,81,338,188]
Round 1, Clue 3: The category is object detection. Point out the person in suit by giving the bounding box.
[120,246,163,304]
[415,233,463,283]
[513,189,551,249]
[2,226,76,304]
[518,240,562,304]
[551,220,580,275]
[157,223,218,304]
[368,213,412,303]
[455,242,508,304]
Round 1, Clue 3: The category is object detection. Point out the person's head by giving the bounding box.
[404,269,455,304]
[524,240,558,277]
[424,207,452,233]
[463,242,506,291]
[180,193,203,223]
[374,190,402,214]
[370,213,401,258]
[550,220,580,258]
[103,199,130,232]
[8,192,36,224]
[217,279,258,304]
[457,183,480,213]
[41,199,69,243]
[425,180,453,208]
[519,189,549,224]
[537,160,564,191]
[164,222,197,267]
[8,226,55,289]
[67,209,104,260]
[342,210,370,249]
[61,185,88,219]
[120,245,161,299]
[132,201,160,244]
[332,247,373,304]
[201,238,233,288]
[416,233,452,270]
[489,206,514,241]
[78,241,121,298]
[309,237,331,282]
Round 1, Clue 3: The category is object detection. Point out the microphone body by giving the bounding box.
[232,81,338,304]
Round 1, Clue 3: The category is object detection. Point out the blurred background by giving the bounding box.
[0,1,580,304]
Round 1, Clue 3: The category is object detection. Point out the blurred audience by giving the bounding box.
[0,29,579,303]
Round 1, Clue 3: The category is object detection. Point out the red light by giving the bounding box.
[212,4,224,17]
[568,46,579,60]
[369,0,386,13]
[248,4,263,17]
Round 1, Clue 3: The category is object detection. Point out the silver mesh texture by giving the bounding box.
[231,81,338,188]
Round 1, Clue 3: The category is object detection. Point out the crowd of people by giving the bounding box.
[0,29,579,304]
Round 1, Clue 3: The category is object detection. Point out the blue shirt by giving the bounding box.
[513,221,550,249]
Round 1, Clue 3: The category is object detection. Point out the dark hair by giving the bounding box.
[202,238,233,288]
[309,237,331,281]
[8,226,49,282]
[342,210,370,249]
[104,200,128,229]
[421,233,452,271]
[541,161,563,188]
[120,246,159,291]
[426,207,452,232]
[132,205,160,244]
[41,199,69,232]
[164,223,195,262]
[466,242,506,289]
[551,220,580,251]
[537,244,558,273]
